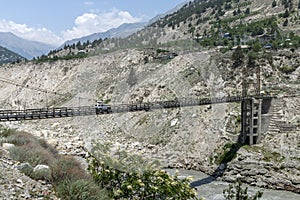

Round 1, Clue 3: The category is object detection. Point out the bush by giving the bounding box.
[51,156,88,184]
[87,142,198,199]
[216,143,240,165]
[0,130,106,199]
[1,131,35,146]
[6,133,57,168]
[279,65,295,73]
[223,180,263,200]
[0,128,17,138]
[55,179,109,200]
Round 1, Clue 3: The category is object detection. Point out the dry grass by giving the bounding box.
[50,156,89,183]
[0,128,109,199]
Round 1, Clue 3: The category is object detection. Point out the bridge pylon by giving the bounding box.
[241,98,262,145]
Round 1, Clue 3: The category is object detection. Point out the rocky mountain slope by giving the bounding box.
[60,22,147,49]
[0,45,24,64]
[0,0,299,197]
[0,32,55,59]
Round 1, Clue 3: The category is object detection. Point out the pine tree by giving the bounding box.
[283,19,289,26]
[283,9,290,18]
[232,45,244,68]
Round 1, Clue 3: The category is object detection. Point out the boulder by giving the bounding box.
[2,143,15,150]
[33,165,51,180]
[17,162,33,174]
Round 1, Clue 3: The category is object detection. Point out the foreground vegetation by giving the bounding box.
[0,128,198,199]
[0,127,265,199]
[223,180,263,200]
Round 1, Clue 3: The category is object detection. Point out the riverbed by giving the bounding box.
[166,169,300,200]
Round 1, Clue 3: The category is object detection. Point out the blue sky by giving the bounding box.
[0,0,187,46]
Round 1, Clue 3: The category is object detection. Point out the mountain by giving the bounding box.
[96,0,299,51]
[0,45,24,64]
[60,1,191,48]
[60,22,147,48]
[148,0,191,24]
[0,32,55,59]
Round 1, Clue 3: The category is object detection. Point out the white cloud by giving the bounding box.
[62,9,141,40]
[84,1,94,6]
[0,9,141,47]
[0,19,63,46]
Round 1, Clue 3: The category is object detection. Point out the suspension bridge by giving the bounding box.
[0,75,299,145]
[0,95,273,122]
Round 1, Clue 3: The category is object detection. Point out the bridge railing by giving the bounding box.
[0,94,278,122]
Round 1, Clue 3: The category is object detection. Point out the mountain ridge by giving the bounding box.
[0,32,55,59]
[0,45,25,64]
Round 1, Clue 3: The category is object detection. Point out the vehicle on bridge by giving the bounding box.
[95,101,112,114]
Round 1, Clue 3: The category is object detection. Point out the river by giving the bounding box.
[165,169,300,200]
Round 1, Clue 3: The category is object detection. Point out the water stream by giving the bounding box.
[166,169,300,200]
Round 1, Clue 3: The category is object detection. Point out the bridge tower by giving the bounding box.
[241,98,262,145]
[240,65,262,145]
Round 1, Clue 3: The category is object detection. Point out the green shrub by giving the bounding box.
[51,156,88,184]
[1,131,35,145]
[6,132,57,167]
[216,143,240,165]
[9,144,56,167]
[87,142,198,199]
[279,65,296,73]
[38,138,58,155]
[55,179,109,200]
[0,130,103,199]
[17,163,34,177]
[223,180,263,200]
[0,128,17,138]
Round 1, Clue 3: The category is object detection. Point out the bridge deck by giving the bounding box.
[0,95,274,122]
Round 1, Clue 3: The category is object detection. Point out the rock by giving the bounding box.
[258,168,269,175]
[170,118,178,127]
[2,143,15,150]
[33,165,51,180]
[219,163,226,170]
[292,179,300,185]
[17,163,33,174]
[47,139,58,147]
[16,179,23,184]
[222,176,236,182]
[256,180,267,187]
[147,144,156,149]
[242,169,259,176]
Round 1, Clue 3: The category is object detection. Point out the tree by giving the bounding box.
[283,18,289,26]
[281,0,287,6]
[247,51,257,68]
[223,180,263,200]
[252,41,262,52]
[283,9,290,18]
[232,45,244,68]
[272,0,277,7]
[245,7,250,15]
